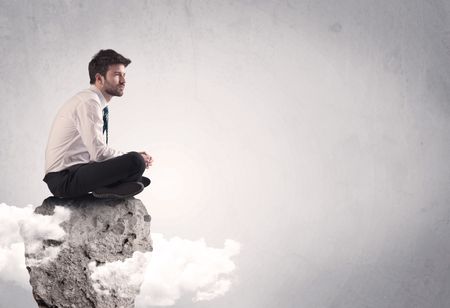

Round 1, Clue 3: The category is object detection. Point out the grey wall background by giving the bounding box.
[1,0,450,307]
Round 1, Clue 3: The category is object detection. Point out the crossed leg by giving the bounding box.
[44,152,147,198]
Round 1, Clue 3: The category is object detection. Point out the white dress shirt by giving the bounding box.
[45,85,124,174]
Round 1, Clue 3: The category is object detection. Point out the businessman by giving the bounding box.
[43,49,152,199]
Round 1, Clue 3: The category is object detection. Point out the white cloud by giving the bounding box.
[0,203,241,307]
[0,203,34,289]
[0,203,70,289]
[0,203,34,246]
[20,206,71,267]
[0,242,29,289]
[89,251,149,298]
[135,234,241,307]
[89,234,241,306]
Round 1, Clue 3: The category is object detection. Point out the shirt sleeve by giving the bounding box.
[75,99,124,161]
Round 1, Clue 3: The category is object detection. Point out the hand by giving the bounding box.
[139,151,153,169]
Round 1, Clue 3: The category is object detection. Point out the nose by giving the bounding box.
[119,74,126,84]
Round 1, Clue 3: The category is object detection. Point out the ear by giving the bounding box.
[95,73,104,85]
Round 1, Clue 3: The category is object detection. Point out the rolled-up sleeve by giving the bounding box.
[75,99,124,161]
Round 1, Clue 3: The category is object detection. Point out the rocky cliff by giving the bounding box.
[24,196,152,308]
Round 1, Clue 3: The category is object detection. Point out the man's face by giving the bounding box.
[101,64,126,97]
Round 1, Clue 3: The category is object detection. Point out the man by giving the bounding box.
[43,49,152,199]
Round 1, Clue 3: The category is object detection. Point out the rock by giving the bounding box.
[24,196,152,308]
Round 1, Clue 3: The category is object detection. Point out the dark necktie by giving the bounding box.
[102,106,109,144]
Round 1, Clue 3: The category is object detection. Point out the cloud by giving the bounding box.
[20,206,71,267]
[0,203,70,289]
[88,233,241,306]
[135,234,240,306]
[89,251,149,298]
[0,203,35,289]
[0,203,241,306]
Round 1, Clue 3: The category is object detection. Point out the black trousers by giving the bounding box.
[43,151,146,198]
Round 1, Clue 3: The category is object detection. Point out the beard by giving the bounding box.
[104,81,124,97]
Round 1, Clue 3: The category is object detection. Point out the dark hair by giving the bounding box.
[88,49,131,84]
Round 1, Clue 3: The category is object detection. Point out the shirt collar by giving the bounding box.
[89,85,108,109]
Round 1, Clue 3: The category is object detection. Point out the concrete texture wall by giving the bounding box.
[1,0,450,307]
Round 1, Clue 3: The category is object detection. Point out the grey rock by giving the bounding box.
[25,196,152,308]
